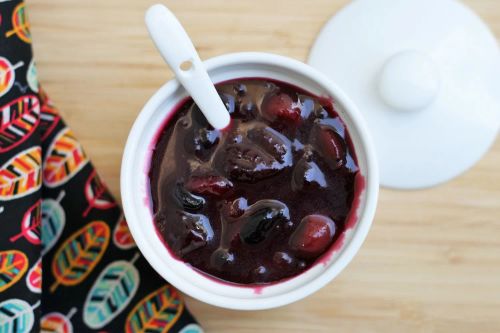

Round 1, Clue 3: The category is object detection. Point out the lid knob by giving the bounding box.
[378,50,440,111]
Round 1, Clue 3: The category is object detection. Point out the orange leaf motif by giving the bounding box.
[50,221,110,293]
[43,128,89,188]
[0,250,28,292]
[0,146,42,200]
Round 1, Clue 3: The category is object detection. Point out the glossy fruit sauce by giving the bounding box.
[149,78,360,285]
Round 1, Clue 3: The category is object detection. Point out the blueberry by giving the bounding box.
[254,265,267,275]
[219,93,236,114]
[240,200,290,245]
[178,212,214,255]
[174,183,205,211]
[251,265,269,282]
[194,127,220,150]
[234,83,247,96]
[273,251,295,268]
[297,260,307,269]
[238,102,257,120]
[210,248,235,270]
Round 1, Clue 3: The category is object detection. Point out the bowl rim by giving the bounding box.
[121,52,379,310]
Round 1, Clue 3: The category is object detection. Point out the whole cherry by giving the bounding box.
[289,214,336,258]
[261,92,301,124]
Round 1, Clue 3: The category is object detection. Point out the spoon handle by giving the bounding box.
[146,4,230,130]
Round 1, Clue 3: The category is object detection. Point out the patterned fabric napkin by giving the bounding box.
[0,1,202,332]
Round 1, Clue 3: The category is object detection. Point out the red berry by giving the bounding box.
[289,215,336,258]
[317,127,346,169]
[261,93,301,123]
[185,175,233,196]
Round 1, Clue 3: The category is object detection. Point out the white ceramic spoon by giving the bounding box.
[145,4,230,130]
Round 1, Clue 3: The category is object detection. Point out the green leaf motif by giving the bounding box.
[83,254,140,329]
[0,299,39,333]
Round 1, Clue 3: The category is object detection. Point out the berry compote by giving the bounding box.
[149,78,360,285]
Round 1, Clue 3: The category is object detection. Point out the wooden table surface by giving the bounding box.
[29,0,500,332]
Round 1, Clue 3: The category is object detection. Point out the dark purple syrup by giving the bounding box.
[149,78,359,285]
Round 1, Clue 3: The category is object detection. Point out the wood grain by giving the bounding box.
[28,0,500,332]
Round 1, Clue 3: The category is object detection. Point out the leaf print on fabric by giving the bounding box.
[26,59,38,93]
[0,146,42,201]
[41,308,77,333]
[124,285,184,333]
[4,2,31,44]
[9,199,41,244]
[0,299,39,333]
[39,90,60,142]
[113,214,136,250]
[43,128,89,188]
[82,170,116,218]
[0,94,41,153]
[26,258,41,293]
[179,324,204,333]
[0,250,28,292]
[0,57,24,98]
[50,221,110,293]
[41,191,66,256]
[83,253,140,329]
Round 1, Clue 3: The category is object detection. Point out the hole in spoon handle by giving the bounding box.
[145,4,231,130]
[180,60,194,72]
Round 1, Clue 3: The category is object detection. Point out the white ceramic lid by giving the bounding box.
[308,0,500,189]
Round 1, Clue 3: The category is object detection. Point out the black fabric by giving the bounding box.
[0,1,202,332]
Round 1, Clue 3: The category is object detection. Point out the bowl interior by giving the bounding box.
[121,53,378,310]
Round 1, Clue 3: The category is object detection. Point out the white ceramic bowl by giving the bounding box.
[121,52,379,310]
